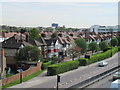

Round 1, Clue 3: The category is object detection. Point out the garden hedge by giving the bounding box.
[47,60,79,76]
[77,58,89,66]
[42,61,52,70]
[47,47,120,76]
[78,47,119,65]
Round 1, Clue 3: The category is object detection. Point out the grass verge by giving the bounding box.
[2,70,45,89]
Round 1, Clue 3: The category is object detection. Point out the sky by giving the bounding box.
[0,0,119,28]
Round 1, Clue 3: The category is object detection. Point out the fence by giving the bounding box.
[1,62,42,86]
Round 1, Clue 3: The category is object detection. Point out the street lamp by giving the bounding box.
[19,28,25,83]
[110,28,113,57]
[19,44,24,83]
[57,75,60,90]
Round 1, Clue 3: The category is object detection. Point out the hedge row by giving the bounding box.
[47,60,79,76]
[90,47,118,64]
[78,47,119,66]
[47,47,120,76]
[42,61,52,70]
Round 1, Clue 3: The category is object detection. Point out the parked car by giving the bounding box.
[110,79,120,89]
[98,61,108,67]
[113,72,120,81]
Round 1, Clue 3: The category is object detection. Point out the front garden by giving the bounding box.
[47,47,120,76]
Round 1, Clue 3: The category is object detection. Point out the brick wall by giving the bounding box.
[2,62,42,86]
[0,80,2,87]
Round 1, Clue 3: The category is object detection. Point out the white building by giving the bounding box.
[90,25,120,34]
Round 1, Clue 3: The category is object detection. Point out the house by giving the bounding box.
[2,34,33,73]
[45,38,60,58]
[0,32,20,42]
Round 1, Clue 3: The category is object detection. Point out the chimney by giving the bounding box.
[1,48,6,78]
[26,33,29,42]
[2,32,5,38]
[41,33,46,38]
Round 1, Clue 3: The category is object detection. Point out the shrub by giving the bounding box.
[77,58,88,66]
[47,60,79,76]
[42,61,52,69]
[80,47,119,65]
[116,36,120,46]
[118,47,120,51]
[90,47,118,63]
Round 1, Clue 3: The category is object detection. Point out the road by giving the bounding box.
[85,72,114,88]
[30,53,119,88]
[9,52,119,89]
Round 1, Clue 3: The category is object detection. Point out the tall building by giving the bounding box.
[90,25,120,34]
[51,23,58,28]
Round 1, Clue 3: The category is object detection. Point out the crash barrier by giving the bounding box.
[67,65,120,89]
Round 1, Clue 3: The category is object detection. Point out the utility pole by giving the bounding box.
[110,28,113,57]
[57,74,60,90]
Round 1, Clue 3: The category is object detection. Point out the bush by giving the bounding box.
[118,47,120,51]
[77,58,88,66]
[110,38,118,47]
[79,47,119,65]
[42,61,52,69]
[47,60,79,76]
[90,47,118,63]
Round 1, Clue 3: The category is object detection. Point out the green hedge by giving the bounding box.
[42,61,52,70]
[47,47,120,76]
[78,47,119,65]
[90,47,118,63]
[77,58,89,66]
[47,60,79,76]
[118,47,120,51]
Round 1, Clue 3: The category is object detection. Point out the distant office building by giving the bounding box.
[52,23,58,28]
[90,25,120,34]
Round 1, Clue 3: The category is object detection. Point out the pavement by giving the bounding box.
[8,52,119,89]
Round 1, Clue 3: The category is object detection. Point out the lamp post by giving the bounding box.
[110,28,113,57]
[19,45,24,83]
[57,74,60,90]
[19,29,25,83]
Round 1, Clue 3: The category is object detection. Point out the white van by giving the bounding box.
[110,79,120,89]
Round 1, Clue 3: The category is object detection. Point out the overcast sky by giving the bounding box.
[0,0,119,28]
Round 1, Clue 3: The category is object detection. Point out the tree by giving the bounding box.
[67,41,81,60]
[116,36,120,46]
[16,46,40,61]
[99,41,109,51]
[75,38,87,54]
[110,38,118,47]
[67,46,81,60]
[89,42,98,53]
[51,32,57,38]
[29,28,40,39]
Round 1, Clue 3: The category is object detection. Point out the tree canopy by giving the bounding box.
[89,42,98,53]
[116,36,120,46]
[75,38,87,54]
[51,32,57,38]
[99,41,109,51]
[16,46,40,61]
[29,28,40,39]
[110,38,118,47]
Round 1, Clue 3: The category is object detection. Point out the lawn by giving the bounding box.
[2,70,45,88]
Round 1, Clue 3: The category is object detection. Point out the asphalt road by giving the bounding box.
[9,52,119,89]
[31,53,119,88]
[85,72,114,88]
